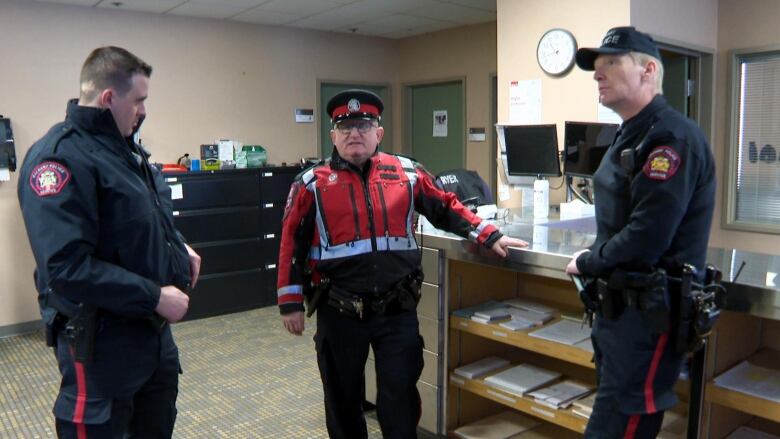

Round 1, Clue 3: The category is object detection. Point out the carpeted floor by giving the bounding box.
[0,306,384,438]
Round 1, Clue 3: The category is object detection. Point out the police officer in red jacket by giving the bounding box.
[18,46,197,438]
[278,89,526,438]
[565,28,716,438]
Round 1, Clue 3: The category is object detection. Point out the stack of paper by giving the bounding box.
[571,392,596,419]
[528,319,591,345]
[472,307,512,324]
[453,300,507,319]
[499,318,534,331]
[484,364,561,396]
[726,426,780,439]
[503,298,556,314]
[528,380,593,409]
[506,308,553,326]
[453,410,540,439]
[713,350,780,403]
[454,356,510,380]
[573,338,594,353]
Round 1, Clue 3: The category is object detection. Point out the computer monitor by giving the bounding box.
[563,121,618,177]
[503,124,561,177]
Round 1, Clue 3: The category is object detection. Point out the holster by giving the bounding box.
[598,268,670,334]
[305,279,329,318]
[673,264,724,353]
[64,304,98,363]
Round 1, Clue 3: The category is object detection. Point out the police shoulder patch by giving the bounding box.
[30,161,71,197]
[642,146,681,181]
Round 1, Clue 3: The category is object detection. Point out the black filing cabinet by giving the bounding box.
[166,167,299,320]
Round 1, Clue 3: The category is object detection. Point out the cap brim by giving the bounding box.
[332,113,380,124]
[575,47,631,71]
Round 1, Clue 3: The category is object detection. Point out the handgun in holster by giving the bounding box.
[63,303,98,363]
[306,278,330,318]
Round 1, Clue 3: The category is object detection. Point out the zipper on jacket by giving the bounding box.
[375,182,391,248]
[314,187,332,250]
[347,184,361,245]
[404,181,414,248]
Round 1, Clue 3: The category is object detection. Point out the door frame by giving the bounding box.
[317,79,393,159]
[402,77,467,169]
[489,72,498,201]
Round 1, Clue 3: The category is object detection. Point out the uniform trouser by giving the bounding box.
[315,303,424,439]
[53,318,180,439]
[585,307,684,439]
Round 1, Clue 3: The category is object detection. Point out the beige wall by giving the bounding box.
[709,0,780,253]
[631,0,718,49]
[496,0,629,206]
[0,0,497,328]
[0,0,404,328]
[398,22,497,180]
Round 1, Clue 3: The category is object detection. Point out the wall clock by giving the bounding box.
[537,28,577,76]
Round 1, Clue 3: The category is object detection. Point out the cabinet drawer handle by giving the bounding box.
[266,264,277,270]
[264,233,276,239]
[263,172,273,177]
[263,203,274,208]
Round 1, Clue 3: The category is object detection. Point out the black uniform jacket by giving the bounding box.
[18,100,191,322]
[576,95,716,278]
[277,150,502,314]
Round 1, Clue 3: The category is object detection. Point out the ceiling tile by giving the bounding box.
[186,0,269,7]
[408,2,494,25]
[443,0,496,12]
[231,9,303,25]
[167,2,249,19]
[32,0,100,6]
[254,0,348,16]
[95,0,183,14]
[357,13,449,36]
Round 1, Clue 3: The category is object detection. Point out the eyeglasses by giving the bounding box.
[334,120,377,135]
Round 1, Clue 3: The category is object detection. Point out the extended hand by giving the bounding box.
[491,236,528,258]
[565,249,590,275]
[282,311,305,335]
[185,243,201,288]
[156,285,190,323]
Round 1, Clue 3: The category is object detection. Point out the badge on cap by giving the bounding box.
[347,98,361,113]
[30,161,71,197]
[643,146,681,181]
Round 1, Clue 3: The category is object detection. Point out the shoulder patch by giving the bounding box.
[642,146,681,181]
[30,161,71,197]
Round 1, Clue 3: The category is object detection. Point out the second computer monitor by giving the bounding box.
[504,124,561,178]
[563,121,618,178]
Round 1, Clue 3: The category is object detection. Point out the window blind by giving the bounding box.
[735,53,780,225]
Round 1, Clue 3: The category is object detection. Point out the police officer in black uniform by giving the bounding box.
[18,46,198,438]
[565,27,716,438]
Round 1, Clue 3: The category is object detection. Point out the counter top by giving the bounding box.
[418,210,780,321]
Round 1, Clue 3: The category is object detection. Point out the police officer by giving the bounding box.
[565,27,716,438]
[18,46,198,438]
[278,89,526,438]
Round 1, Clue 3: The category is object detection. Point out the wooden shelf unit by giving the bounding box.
[450,315,594,369]
[705,383,780,424]
[448,373,589,433]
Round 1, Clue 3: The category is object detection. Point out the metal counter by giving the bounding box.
[418,211,780,321]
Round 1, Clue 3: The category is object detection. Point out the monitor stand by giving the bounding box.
[533,178,549,218]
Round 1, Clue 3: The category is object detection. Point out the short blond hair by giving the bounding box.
[629,52,664,94]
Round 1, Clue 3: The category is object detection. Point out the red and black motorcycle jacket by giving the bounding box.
[277,150,502,314]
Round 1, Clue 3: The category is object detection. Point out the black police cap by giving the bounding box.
[576,26,661,71]
[327,89,384,124]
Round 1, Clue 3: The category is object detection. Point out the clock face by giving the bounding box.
[537,29,577,76]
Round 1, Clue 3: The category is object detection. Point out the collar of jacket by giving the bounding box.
[620,94,667,135]
[329,147,380,173]
[65,99,127,141]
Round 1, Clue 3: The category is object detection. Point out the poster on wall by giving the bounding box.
[433,110,448,137]
[509,79,542,124]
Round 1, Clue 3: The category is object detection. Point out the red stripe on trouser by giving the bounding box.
[70,347,88,437]
[644,333,669,413]
[623,414,640,439]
